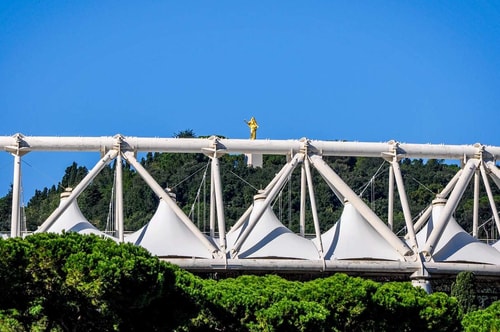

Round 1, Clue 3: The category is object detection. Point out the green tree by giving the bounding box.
[0,233,195,331]
[462,300,500,332]
[451,271,478,314]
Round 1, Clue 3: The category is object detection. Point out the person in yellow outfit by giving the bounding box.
[245,117,258,140]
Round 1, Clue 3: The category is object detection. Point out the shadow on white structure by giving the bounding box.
[38,188,116,240]
[416,198,500,264]
[315,202,404,261]
[125,199,217,259]
[227,194,320,259]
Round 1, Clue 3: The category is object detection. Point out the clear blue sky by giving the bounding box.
[1,1,500,199]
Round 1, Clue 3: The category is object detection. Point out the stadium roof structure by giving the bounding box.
[415,198,500,264]
[3,134,500,292]
[126,198,216,259]
[36,188,115,240]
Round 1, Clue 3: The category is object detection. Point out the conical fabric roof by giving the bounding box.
[493,240,500,251]
[226,195,320,259]
[125,199,215,259]
[45,192,115,239]
[314,202,404,261]
[416,200,500,264]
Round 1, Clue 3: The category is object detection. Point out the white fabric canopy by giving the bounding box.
[44,194,115,240]
[126,199,215,258]
[314,202,404,261]
[416,202,500,264]
[226,197,320,259]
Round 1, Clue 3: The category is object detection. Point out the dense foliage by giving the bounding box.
[3,233,494,331]
[0,232,195,331]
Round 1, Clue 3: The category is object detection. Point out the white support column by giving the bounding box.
[473,170,480,238]
[227,160,294,235]
[211,155,227,254]
[10,153,21,238]
[227,206,252,234]
[485,161,500,189]
[388,163,394,231]
[304,156,323,256]
[37,149,119,233]
[299,163,307,237]
[317,171,345,203]
[412,169,463,234]
[210,161,216,237]
[231,153,304,257]
[422,158,479,258]
[115,152,124,242]
[123,151,222,258]
[480,163,500,234]
[309,154,413,257]
[390,157,417,251]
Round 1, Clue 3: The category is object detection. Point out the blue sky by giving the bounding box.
[1,1,500,199]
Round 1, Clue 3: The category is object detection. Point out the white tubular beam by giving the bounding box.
[210,162,216,237]
[37,149,119,233]
[122,151,221,258]
[231,153,304,256]
[299,164,307,237]
[422,158,480,257]
[411,169,463,235]
[212,156,227,252]
[318,170,345,203]
[480,163,500,233]
[485,161,500,189]
[3,135,500,159]
[227,206,252,234]
[304,156,324,256]
[309,154,413,257]
[437,169,464,199]
[115,153,124,242]
[388,164,394,231]
[391,158,417,250]
[473,170,480,238]
[10,153,21,237]
[227,158,295,235]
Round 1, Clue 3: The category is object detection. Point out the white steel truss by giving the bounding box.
[2,134,500,290]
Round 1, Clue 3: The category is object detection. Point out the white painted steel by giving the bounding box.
[2,134,499,278]
[2,135,500,159]
[231,153,304,256]
[44,192,116,240]
[422,158,480,257]
[304,156,324,256]
[299,165,307,237]
[473,171,480,238]
[411,169,464,236]
[309,154,413,257]
[416,200,500,264]
[315,202,405,261]
[388,165,394,231]
[486,161,500,189]
[212,156,227,253]
[115,153,124,242]
[391,157,417,250]
[10,154,21,238]
[480,163,500,233]
[36,149,119,233]
[123,151,221,258]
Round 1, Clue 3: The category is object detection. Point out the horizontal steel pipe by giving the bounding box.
[163,258,500,277]
[2,135,500,160]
